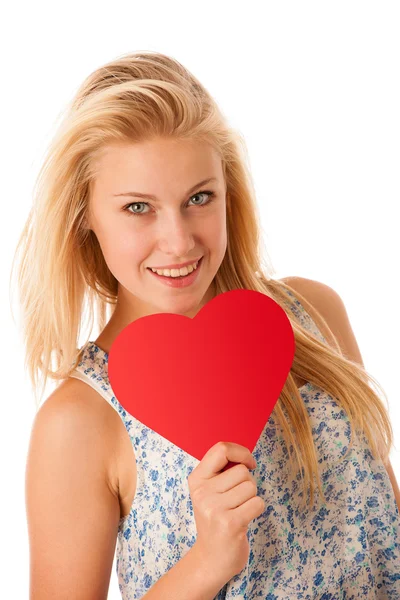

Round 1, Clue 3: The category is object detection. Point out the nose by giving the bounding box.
[156,213,197,258]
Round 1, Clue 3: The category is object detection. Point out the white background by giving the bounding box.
[1,1,399,597]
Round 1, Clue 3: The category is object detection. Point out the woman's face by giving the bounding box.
[87,137,228,325]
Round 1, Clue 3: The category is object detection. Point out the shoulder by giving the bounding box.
[38,376,116,430]
[280,278,400,507]
[279,276,353,357]
[26,378,123,596]
[280,276,344,317]
[34,377,121,498]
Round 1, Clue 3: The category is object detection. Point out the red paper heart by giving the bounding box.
[108,289,295,472]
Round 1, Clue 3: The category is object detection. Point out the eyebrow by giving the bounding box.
[113,177,218,201]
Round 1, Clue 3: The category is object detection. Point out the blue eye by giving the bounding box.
[123,190,216,217]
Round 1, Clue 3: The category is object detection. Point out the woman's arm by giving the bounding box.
[25,381,122,599]
[141,543,227,599]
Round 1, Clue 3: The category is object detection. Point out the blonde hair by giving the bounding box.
[10,50,393,511]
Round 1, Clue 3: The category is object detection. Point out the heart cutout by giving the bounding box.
[108,289,295,471]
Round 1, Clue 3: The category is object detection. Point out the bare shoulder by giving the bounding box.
[281,275,367,368]
[279,276,343,352]
[35,376,121,497]
[26,377,124,597]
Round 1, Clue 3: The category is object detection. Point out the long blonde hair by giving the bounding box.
[10,50,393,511]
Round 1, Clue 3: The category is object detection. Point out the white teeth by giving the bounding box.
[150,259,200,278]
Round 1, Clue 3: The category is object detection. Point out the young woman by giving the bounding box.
[14,51,399,599]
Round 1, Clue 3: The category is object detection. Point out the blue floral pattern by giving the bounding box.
[70,289,400,598]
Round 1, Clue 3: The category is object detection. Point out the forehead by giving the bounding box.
[93,138,223,181]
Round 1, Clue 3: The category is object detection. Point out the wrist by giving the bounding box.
[188,542,229,590]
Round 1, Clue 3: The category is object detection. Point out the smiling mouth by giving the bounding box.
[147,256,203,277]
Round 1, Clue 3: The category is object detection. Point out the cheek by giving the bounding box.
[98,229,145,271]
[206,211,227,249]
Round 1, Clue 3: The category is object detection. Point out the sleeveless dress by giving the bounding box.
[69,289,400,599]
